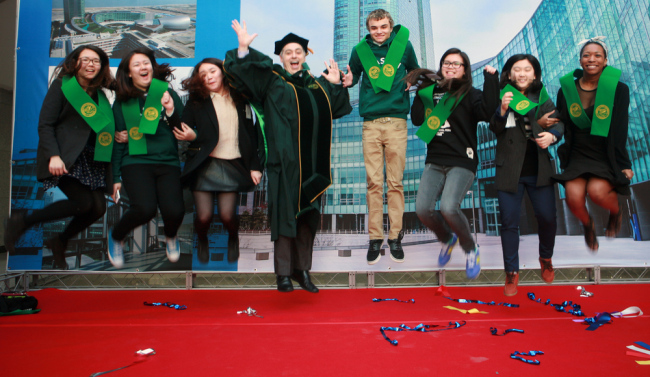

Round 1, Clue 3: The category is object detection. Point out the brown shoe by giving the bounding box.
[539,257,554,284]
[583,217,599,253]
[504,272,519,296]
[606,210,622,238]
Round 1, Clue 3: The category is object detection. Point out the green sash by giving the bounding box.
[137,78,169,134]
[354,26,409,93]
[415,84,465,143]
[121,98,148,155]
[499,84,550,118]
[61,76,115,162]
[249,103,268,167]
[559,66,621,137]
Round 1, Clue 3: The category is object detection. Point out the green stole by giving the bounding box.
[121,79,169,155]
[354,26,409,93]
[559,66,621,137]
[415,84,465,144]
[499,84,549,118]
[60,76,114,162]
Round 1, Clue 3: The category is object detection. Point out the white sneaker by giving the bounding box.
[166,236,180,262]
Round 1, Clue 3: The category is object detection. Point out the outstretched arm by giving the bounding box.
[232,20,258,56]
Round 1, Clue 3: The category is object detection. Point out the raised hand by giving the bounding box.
[232,20,258,53]
[500,92,513,116]
[161,91,174,116]
[342,64,353,88]
[484,65,497,75]
[323,59,341,84]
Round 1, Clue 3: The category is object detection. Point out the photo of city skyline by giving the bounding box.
[50,0,196,59]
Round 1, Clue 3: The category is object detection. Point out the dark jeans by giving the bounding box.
[113,164,184,241]
[415,163,476,253]
[498,176,556,272]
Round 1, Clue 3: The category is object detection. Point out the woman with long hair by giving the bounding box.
[490,54,563,295]
[107,47,185,268]
[4,45,115,270]
[175,57,263,264]
[554,37,633,252]
[406,48,499,280]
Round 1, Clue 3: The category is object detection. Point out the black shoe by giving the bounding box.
[227,234,240,262]
[197,237,209,264]
[367,239,383,265]
[290,270,319,293]
[388,231,405,263]
[45,236,68,270]
[276,275,294,292]
[4,212,27,254]
[583,217,599,253]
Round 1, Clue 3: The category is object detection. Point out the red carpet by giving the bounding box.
[2,284,649,376]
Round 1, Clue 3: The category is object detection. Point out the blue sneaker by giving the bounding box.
[166,236,180,262]
[438,233,458,267]
[107,230,124,268]
[466,247,481,280]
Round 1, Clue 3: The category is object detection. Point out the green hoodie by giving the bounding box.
[349,25,419,120]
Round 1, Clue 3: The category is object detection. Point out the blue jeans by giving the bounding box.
[415,164,476,253]
[497,176,556,272]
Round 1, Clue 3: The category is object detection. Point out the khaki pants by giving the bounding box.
[362,117,407,240]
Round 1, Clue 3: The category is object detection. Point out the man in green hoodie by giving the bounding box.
[346,9,419,265]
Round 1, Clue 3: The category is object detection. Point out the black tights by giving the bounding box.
[25,176,106,243]
[193,191,238,240]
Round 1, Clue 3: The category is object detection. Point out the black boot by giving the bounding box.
[367,239,383,265]
[291,270,319,293]
[276,275,294,292]
[4,212,27,254]
[387,230,405,262]
[197,237,209,264]
[45,236,68,270]
[227,234,240,263]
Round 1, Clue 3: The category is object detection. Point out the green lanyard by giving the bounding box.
[415,84,465,144]
[60,76,115,161]
[559,66,621,137]
[354,26,409,93]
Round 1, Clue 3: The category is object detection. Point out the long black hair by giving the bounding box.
[405,47,473,104]
[115,47,174,102]
[52,45,114,91]
[181,57,245,106]
[499,54,543,93]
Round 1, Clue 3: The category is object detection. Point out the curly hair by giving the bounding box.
[115,47,175,102]
[181,58,245,106]
[52,45,115,91]
[366,9,394,30]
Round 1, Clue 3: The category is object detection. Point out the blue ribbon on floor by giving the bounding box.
[379,321,466,346]
[372,298,415,303]
[510,350,544,365]
[444,296,519,308]
[144,302,187,310]
[583,312,613,330]
[490,327,524,336]
[527,293,584,316]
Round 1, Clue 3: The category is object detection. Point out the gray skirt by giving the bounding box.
[190,157,254,192]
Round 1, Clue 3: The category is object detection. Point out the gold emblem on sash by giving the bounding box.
[516,100,530,111]
[143,107,159,121]
[98,132,112,146]
[369,66,380,79]
[425,108,432,117]
[129,127,143,140]
[308,83,319,90]
[383,64,395,77]
[427,116,441,130]
[81,102,97,118]
[570,103,582,117]
[595,104,610,120]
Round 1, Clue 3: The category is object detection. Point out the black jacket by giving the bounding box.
[36,78,113,192]
[411,70,500,173]
[556,81,631,195]
[180,97,263,185]
[490,89,564,193]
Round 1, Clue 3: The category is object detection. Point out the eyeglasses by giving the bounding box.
[442,61,464,68]
[80,57,101,66]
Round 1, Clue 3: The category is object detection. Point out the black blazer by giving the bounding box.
[36,78,113,192]
[489,89,564,193]
[180,96,263,185]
